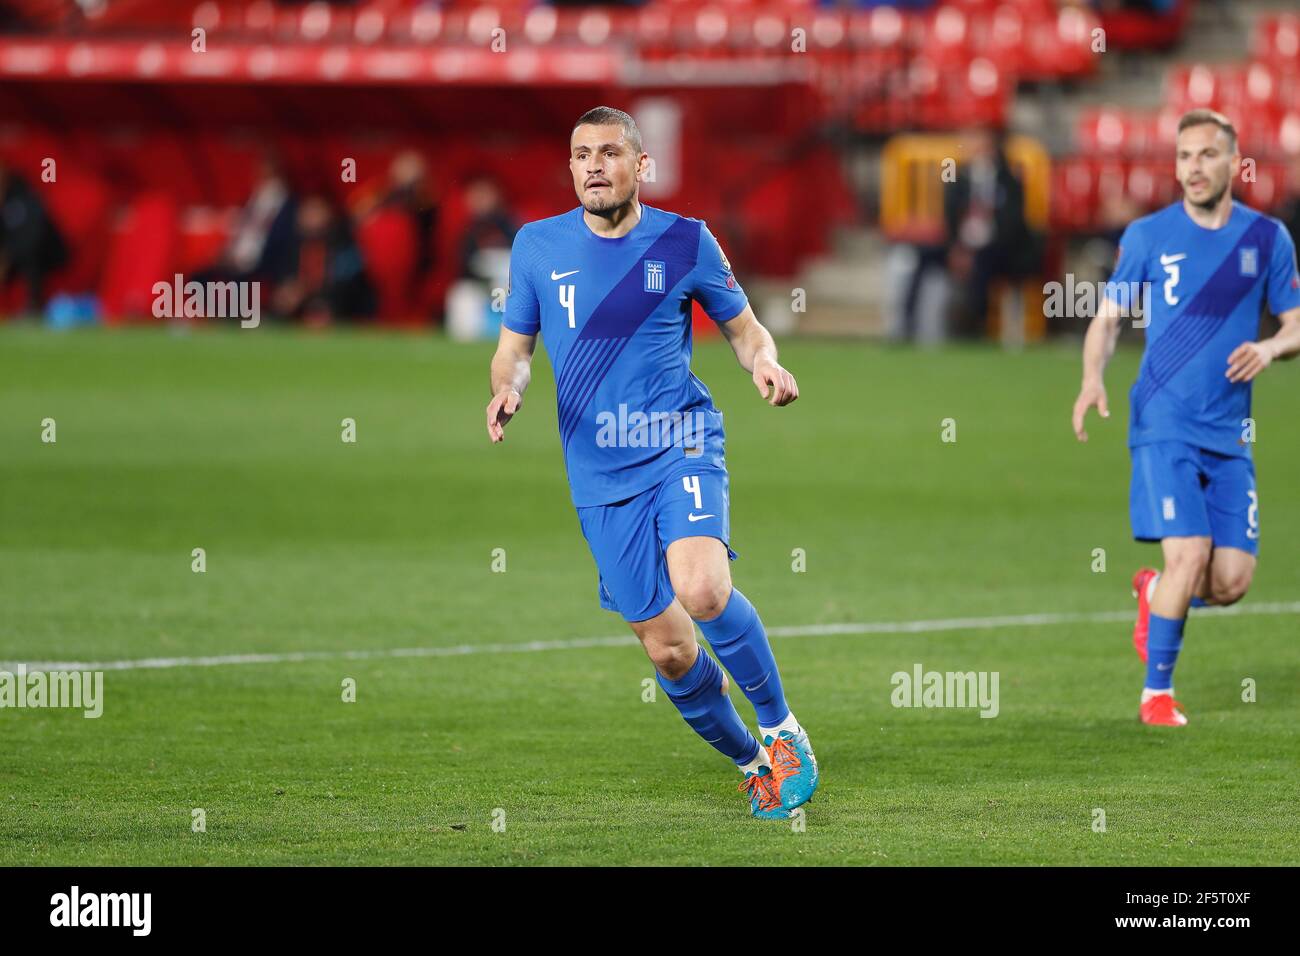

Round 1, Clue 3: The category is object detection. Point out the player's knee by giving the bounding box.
[649,640,696,680]
[677,577,731,622]
[1164,542,1211,583]
[1211,570,1252,606]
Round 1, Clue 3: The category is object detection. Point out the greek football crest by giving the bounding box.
[1240,248,1258,277]
[644,260,665,294]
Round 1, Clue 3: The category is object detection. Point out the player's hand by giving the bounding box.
[486,388,522,443]
[1071,381,1109,442]
[753,360,799,406]
[1226,341,1274,383]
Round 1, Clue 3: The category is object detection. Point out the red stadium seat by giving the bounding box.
[357,206,418,325]
[1151,106,1183,156]
[1126,162,1160,208]
[921,6,973,70]
[959,57,1008,127]
[176,207,233,275]
[1165,64,1220,113]
[1240,161,1287,212]
[1021,5,1099,81]
[1252,14,1300,71]
[1277,112,1300,157]
[1076,107,1133,156]
[1098,0,1190,52]
[982,4,1028,77]
[1050,156,1098,232]
[99,192,180,322]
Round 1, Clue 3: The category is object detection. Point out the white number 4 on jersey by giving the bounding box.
[559,284,575,328]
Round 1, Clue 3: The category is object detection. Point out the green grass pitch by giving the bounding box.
[2,325,1298,865]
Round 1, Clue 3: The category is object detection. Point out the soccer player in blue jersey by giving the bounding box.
[1072,109,1300,726]
[485,107,818,817]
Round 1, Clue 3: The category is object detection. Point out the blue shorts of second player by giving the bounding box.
[1130,441,1260,554]
[576,459,737,623]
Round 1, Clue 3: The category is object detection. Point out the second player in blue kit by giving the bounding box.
[1073,108,1300,727]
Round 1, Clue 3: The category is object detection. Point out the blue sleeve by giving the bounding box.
[503,227,540,335]
[1266,222,1300,316]
[691,223,748,323]
[1105,220,1150,316]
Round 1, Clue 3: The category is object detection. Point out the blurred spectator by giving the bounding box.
[354,149,438,281]
[273,195,373,325]
[199,154,297,288]
[895,243,949,345]
[1091,0,1177,11]
[944,128,1041,337]
[445,178,516,340]
[1278,153,1300,254]
[459,177,516,280]
[0,161,68,314]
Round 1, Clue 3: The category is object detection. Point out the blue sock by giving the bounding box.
[656,646,760,766]
[695,588,790,728]
[1189,596,1208,608]
[1146,612,1185,691]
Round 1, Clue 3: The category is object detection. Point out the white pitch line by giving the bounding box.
[6,601,1300,674]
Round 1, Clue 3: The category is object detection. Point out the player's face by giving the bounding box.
[569,124,646,214]
[1175,124,1240,210]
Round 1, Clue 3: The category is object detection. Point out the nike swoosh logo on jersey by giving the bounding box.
[1159,253,1187,265]
[551,269,580,280]
[687,513,715,522]
[744,674,771,693]
[1157,663,1173,671]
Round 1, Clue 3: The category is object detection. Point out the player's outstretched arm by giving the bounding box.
[487,327,537,443]
[1072,297,1125,442]
[1226,307,1300,383]
[718,305,799,407]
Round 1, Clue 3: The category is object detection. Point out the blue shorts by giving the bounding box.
[576,460,737,623]
[1130,441,1259,554]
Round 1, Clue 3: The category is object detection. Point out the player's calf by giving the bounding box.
[666,536,819,810]
[1207,573,1251,606]
[1204,549,1256,607]
[654,643,765,767]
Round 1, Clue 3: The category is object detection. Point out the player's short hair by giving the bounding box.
[572,106,643,155]
[1176,108,1238,152]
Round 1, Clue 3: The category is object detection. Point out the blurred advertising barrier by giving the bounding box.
[881,133,1050,344]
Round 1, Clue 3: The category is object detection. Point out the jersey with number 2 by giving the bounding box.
[1110,201,1300,458]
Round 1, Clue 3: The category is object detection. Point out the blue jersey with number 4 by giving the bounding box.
[1109,201,1300,458]
[503,204,748,507]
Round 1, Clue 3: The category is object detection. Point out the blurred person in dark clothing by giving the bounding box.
[273,195,373,325]
[459,177,516,280]
[0,161,67,313]
[199,153,297,288]
[944,127,1041,337]
[1091,0,1179,12]
[1278,153,1300,253]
